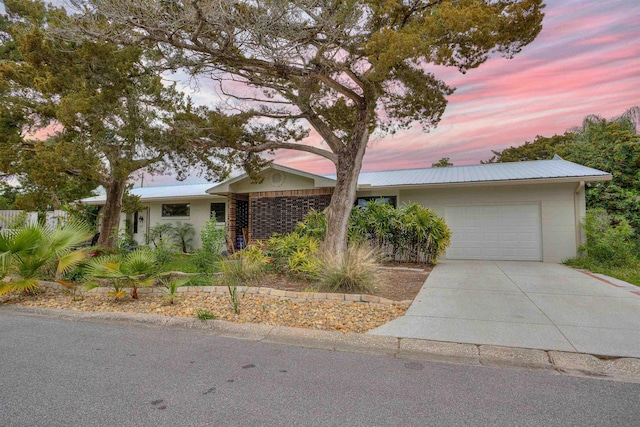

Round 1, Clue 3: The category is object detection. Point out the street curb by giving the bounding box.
[2,305,640,383]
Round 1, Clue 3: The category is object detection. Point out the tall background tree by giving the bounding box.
[486,107,640,230]
[0,0,255,247]
[73,0,545,257]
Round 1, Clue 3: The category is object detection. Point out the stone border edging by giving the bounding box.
[37,281,412,306]
[3,305,639,383]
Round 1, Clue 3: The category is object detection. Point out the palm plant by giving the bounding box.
[171,222,195,253]
[84,247,158,299]
[0,221,91,296]
[158,275,191,305]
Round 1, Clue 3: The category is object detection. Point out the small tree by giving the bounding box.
[172,223,195,254]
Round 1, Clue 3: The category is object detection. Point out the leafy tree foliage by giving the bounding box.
[486,107,640,229]
[0,1,256,247]
[483,134,570,163]
[432,157,453,167]
[556,112,640,229]
[73,0,545,257]
[0,183,19,209]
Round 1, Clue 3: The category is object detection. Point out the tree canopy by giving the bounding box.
[0,0,260,247]
[432,157,453,167]
[72,0,545,256]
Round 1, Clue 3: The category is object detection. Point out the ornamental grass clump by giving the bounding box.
[319,245,379,293]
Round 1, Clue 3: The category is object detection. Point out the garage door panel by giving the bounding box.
[445,204,542,261]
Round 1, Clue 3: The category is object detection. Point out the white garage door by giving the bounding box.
[445,204,542,261]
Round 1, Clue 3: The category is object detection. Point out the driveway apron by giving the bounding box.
[369,260,640,357]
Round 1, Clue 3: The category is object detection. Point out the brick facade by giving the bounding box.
[249,188,333,240]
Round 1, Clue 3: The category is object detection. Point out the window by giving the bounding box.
[210,203,226,223]
[162,203,190,217]
[355,196,397,208]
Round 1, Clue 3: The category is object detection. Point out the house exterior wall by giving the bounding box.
[145,197,226,250]
[398,182,581,263]
[230,169,318,193]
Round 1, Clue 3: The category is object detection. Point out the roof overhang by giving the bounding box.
[206,163,336,194]
[358,174,612,191]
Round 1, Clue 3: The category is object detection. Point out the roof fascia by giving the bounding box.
[207,164,336,194]
[361,174,612,191]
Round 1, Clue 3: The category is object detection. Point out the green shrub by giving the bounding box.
[201,220,227,254]
[319,244,378,293]
[153,238,177,266]
[266,233,320,275]
[293,209,327,239]
[111,226,136,254]
[220,245,265,286]
[579,209,636,266]
[195,219,227,272]
[219,248,266,314]
[295,202,452,264]
[288,248,321,280]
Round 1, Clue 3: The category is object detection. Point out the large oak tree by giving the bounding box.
[74,0,545,256]
[0,0,258,247]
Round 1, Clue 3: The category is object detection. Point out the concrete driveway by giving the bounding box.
[369,261,640,357]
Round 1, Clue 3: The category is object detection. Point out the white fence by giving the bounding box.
[45,210,68,228]
[0,210,68,230]
[0,210,38,229]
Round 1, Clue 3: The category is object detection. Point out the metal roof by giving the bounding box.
[327,158,611,187]
[82,183,223,204]
[81,158,611,204]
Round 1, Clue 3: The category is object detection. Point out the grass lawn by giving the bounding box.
[160,253,201,274]
[565,258,640,287]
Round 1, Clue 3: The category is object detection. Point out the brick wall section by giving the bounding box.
[250,188,333,240]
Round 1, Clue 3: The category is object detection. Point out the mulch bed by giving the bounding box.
[258,266,430,302]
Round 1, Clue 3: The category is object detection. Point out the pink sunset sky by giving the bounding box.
[5,1,637,185]
[153,0,639,185]
[268,0,640,175]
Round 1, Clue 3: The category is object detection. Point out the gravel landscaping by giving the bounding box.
[1,266,430,333]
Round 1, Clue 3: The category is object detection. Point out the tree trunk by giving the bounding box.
[97,178,127,248]
[323,136,368,259]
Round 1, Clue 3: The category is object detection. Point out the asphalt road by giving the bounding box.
[1,311,639,427]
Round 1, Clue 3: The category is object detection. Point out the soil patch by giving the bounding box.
[259,266,431,302]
